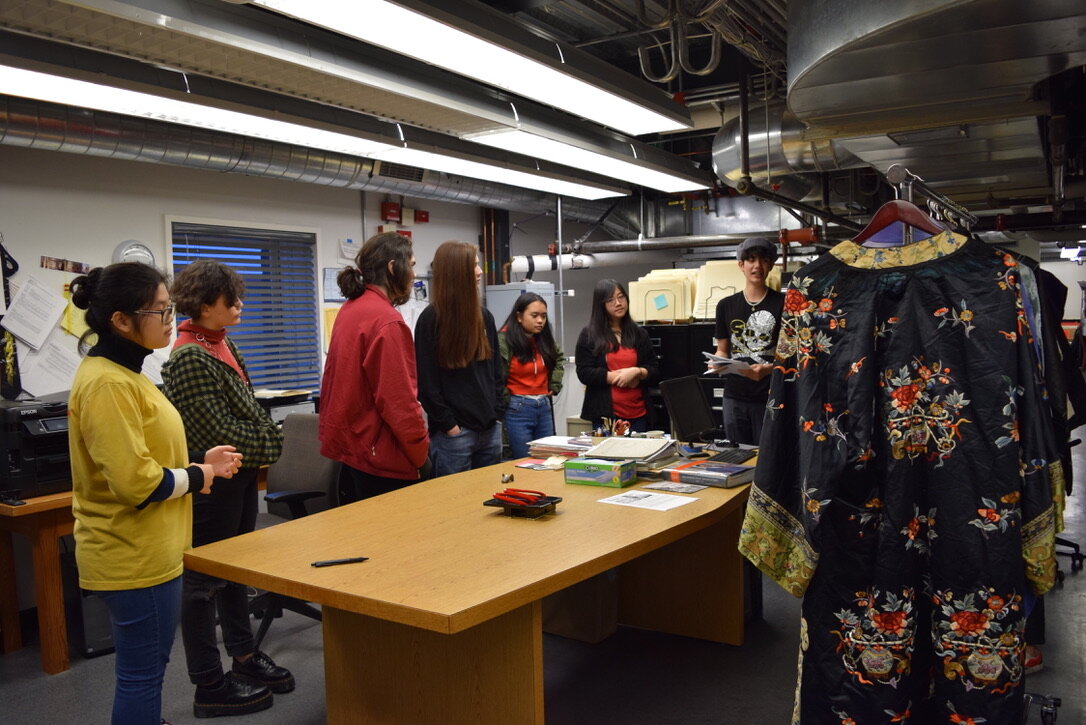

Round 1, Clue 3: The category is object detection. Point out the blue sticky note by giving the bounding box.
[653,294,669,310]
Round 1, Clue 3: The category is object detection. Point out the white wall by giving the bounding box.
[0,146,490,394]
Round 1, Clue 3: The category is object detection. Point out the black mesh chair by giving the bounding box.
[249,413,341,648]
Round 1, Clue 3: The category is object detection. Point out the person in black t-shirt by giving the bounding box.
[709,236,784,445]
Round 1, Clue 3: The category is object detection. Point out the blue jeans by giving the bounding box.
[96,576,183,725]
[429,423,502,477]
[504,395,554,458]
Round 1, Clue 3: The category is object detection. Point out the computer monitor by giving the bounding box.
[659,375,727,443]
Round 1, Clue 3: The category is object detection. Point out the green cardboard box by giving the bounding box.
[563,457,637,488]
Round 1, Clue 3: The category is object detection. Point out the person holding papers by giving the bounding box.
[68,263,242,725]
[498,292,564,458]
[575,278,659,434]
[710,237,784,445]
[162,260,293,718]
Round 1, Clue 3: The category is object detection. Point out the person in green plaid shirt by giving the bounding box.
[161,260,293,719]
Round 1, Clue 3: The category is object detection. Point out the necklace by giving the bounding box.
[744,290,767,310]
[194,333,224,362]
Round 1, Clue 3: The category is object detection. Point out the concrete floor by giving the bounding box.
[1,426,1082,724]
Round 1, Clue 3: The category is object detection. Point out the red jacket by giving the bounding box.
[319,285,429,479]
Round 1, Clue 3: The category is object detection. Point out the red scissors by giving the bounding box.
[493,488,547,506]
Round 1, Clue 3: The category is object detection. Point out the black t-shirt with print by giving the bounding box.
[714,288,784,401]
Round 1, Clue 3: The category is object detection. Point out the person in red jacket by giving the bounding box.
[319,232,429,501]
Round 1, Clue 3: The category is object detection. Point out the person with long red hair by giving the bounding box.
[415,240,503,477]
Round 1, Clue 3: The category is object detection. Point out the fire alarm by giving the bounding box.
[415,210,429,223]
[380,201,402,223]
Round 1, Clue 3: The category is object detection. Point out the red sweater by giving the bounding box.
[319,285,429,479]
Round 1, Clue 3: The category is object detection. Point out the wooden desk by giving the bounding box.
[186,463,749,723]
[0,492,74,674]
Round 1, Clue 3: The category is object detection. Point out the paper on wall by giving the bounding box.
[1,275,67,350]
[17,329,80,396]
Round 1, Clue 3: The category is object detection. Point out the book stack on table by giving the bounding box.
[657,459,755,488]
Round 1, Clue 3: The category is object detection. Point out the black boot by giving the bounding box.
[193,673,273,719]
[232,650,296,694]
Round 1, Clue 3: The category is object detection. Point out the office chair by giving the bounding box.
[249,413,341,648]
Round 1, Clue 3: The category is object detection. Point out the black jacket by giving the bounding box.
[575,325,659,422]
[415,306,503,433]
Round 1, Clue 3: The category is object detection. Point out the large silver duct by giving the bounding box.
[0,96,640,236]
[711,102,865,200]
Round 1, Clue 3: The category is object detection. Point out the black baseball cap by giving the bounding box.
[737,236,778,262]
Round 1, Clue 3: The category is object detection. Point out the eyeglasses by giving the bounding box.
[133,303,175,324]
[604,294,627,306]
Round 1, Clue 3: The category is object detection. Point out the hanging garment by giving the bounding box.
[739,231,1060,725]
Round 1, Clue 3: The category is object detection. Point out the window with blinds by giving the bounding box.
[171,222,321,391]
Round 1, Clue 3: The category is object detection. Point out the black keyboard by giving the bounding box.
[707,448,757,464]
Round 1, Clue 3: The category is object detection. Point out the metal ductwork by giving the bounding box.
[787,0,1086,206]
[711,101,865,200]
[0,96,639,236]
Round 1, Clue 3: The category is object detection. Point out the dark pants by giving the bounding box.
[722,396,767,445]
[181,467,259,686]
[339,463,424,504]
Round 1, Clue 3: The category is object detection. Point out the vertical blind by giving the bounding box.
[171,222,321,391]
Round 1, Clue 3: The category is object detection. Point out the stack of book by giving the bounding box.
[583,436,676,463]
[657,459,755,488]
[527,435,594,458]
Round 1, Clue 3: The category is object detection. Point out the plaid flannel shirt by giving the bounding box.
[161,340,282,468]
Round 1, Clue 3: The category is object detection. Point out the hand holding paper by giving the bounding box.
[702,350,752,376]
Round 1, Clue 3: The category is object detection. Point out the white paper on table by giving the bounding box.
[596,491,698,511]
[1,276,67,350]
[17,330,81,396]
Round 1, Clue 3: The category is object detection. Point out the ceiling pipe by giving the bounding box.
[571,233,761,255]
[0,96,637,234]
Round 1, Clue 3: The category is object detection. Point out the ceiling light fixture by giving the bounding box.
[466,128,710,193]
[0,64,626,200]
[250,0,690,136]
[0,64,395,157]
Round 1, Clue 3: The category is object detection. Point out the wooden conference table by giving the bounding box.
[186,462,750,724]
[0,491,74,674]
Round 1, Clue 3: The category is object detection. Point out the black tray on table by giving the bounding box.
[483,496,562,519]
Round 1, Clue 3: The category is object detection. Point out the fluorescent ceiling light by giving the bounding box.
[466,129,709,193]
[0,64,394,157]
[1059,245,1081,261]
[251,0,687,136]
[374,146,623,200]
[0,64,623,199]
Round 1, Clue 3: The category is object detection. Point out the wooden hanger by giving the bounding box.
[852,199,945,244]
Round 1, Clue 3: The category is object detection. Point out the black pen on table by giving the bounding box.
[311,556,369,567]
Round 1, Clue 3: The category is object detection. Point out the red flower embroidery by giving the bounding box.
[904,518,921,540]
[986,595,1005,612]
[949,610,989,636]
[818,298,834,312]
[977,508,1000,523]
[890,384,920,410]
[870,610,908,637]
[1002,254,1017,267]
[784,288,809,313]
[934,307,949,316]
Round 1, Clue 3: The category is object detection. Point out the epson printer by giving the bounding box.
[1,391,71,501]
